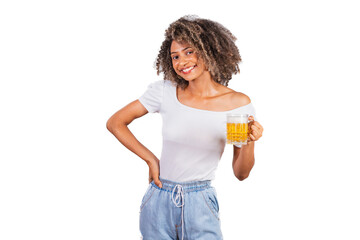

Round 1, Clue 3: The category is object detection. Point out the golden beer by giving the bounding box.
[226,114,250,145]
[226,122,248,144]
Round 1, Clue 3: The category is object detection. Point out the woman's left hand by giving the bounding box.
[248,116,263,142]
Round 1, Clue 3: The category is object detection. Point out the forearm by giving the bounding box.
[107,123,158,165]
[232,141,255,180]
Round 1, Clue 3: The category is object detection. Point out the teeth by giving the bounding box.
[182,66,194,73]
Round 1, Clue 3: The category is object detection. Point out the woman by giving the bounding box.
[107,15,264,240]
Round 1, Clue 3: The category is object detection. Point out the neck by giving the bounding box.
[186,71,221,98]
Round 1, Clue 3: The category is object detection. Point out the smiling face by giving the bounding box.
[170,40,207,82]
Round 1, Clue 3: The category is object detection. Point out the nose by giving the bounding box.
[179,56,189,67]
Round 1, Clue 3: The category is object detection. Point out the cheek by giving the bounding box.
[196,59,204,70]
[172,61,179,71]
[194,55,202,65]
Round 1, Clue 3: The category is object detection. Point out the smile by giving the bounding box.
[181,65,196,74]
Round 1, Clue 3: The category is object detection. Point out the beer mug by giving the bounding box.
[226,114,253,146]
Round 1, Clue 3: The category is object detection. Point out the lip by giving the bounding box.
[180,65,196,74]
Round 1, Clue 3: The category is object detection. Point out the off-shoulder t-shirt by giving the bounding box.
[138,80,257,182]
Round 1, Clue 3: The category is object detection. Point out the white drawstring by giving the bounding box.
[172,184,184,240]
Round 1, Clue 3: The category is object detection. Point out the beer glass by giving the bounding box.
[226,114,252,146]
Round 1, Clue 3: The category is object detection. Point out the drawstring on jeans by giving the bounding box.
[171,184,184,240]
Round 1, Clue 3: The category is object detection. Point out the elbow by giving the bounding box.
[234,167,253,181]
[106,118,118,133]
[106,118,127,133]
[235,173,249,181]
[106,119,113,132]
[233,157,255,181]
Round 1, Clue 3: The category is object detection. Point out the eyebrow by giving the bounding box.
[170,47,192,55]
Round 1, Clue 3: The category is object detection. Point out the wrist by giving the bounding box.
[146,158,159,166]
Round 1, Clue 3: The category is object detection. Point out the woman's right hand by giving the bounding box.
[147,159,163,188]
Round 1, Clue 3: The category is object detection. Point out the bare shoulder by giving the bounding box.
[231,91,251,104]
[223,86,251,107]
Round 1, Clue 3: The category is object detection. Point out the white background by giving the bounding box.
[1,0,359,239]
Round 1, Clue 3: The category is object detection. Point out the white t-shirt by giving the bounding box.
[138,80,257,182]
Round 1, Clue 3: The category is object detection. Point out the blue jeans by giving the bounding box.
[139,177,223,240]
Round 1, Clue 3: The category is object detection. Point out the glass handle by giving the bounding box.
[247,119,255,142]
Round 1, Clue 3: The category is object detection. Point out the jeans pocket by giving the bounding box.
[140,183,156,211]
[202,187,220,220]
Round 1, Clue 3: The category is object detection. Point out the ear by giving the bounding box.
[205,64,211,71]
[202,59,210,71]
[202,60,209,71]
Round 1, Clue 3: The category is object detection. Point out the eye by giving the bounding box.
[172,55,179,60]
[187,51,193,55]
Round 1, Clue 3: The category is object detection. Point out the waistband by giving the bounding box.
[150,177,212,193]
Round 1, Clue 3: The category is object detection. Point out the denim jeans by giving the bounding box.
[139,177,223,240]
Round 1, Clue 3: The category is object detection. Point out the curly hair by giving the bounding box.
[155,15,242,90]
